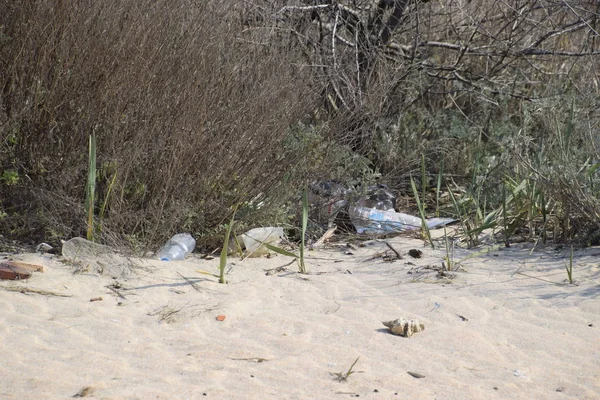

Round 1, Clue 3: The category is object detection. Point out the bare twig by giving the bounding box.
[385,241,403,259]
[1,286,72,297]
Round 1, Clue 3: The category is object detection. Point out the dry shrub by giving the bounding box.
[510,94,600,243]
[264,1,600,176]
[3,0,600,247]
[0,1,326,248]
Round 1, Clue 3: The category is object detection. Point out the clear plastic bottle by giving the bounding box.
[156,233,196,261]
[349,206,455,233]
[349,206,421,233]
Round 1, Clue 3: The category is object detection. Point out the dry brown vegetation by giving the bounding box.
[1,0,600,249]
[0,1,332,247]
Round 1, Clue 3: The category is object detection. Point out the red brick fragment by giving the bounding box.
[0,261,44,280]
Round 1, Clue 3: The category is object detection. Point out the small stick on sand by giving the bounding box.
[105,285,126,299]
[228,357,270,363]
[1,286,72,297]
[385,242,403,259]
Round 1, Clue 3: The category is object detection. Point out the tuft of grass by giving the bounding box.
[197,205,240,283]
[262,186,310,274]
[447,183,499,248]
[329,357,360,383]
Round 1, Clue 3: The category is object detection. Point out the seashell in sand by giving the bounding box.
[382,318,425,337]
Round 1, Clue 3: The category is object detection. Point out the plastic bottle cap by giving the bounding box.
[160,257,171,261]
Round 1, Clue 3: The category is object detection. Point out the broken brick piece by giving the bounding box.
[0,261,44,280]
[0,264,31,280]
[6,261,44,272]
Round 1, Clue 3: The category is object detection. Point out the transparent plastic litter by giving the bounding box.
[349,206,454,234]
[241,227,284,255]
[156,233,196,261]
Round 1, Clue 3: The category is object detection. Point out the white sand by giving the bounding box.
[1,236,599,399]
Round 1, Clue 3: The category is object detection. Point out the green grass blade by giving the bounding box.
[443,225,452,271]
[564,98,574,156]
[502,181,509,247]
[455,244,500,265]
[565,246,574,284]
[540,190,547,244]
[435,161,444,217]
[421,153,427,201]
[299,185,308,274]
[346,356,360,377]
[263,242,299,259]
[447,184,476,247]
[195,269,220,278]
[85,132,97,242]
[411,176,434,249]
[97,169,117,238]
[219,205,238,284]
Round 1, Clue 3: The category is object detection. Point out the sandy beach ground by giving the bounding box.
[1,235,599,399]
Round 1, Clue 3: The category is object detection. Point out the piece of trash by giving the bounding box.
[408,249,423,258]
[312,226,337,248]
[89,297,103,302]
[457,314,469,321]
[513,370,525,378]
[382,318,425,337]
[356,184,396,211]
[347,185,454,233]
[241,227,284,257]
[216,315,226,321]
[0,261,44,280]
[407,371,426,379]
[430,302,441,312]
[349,206,454,234]
[347,185,400,233]
[36,242,55,253]
[157,233,196,261]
